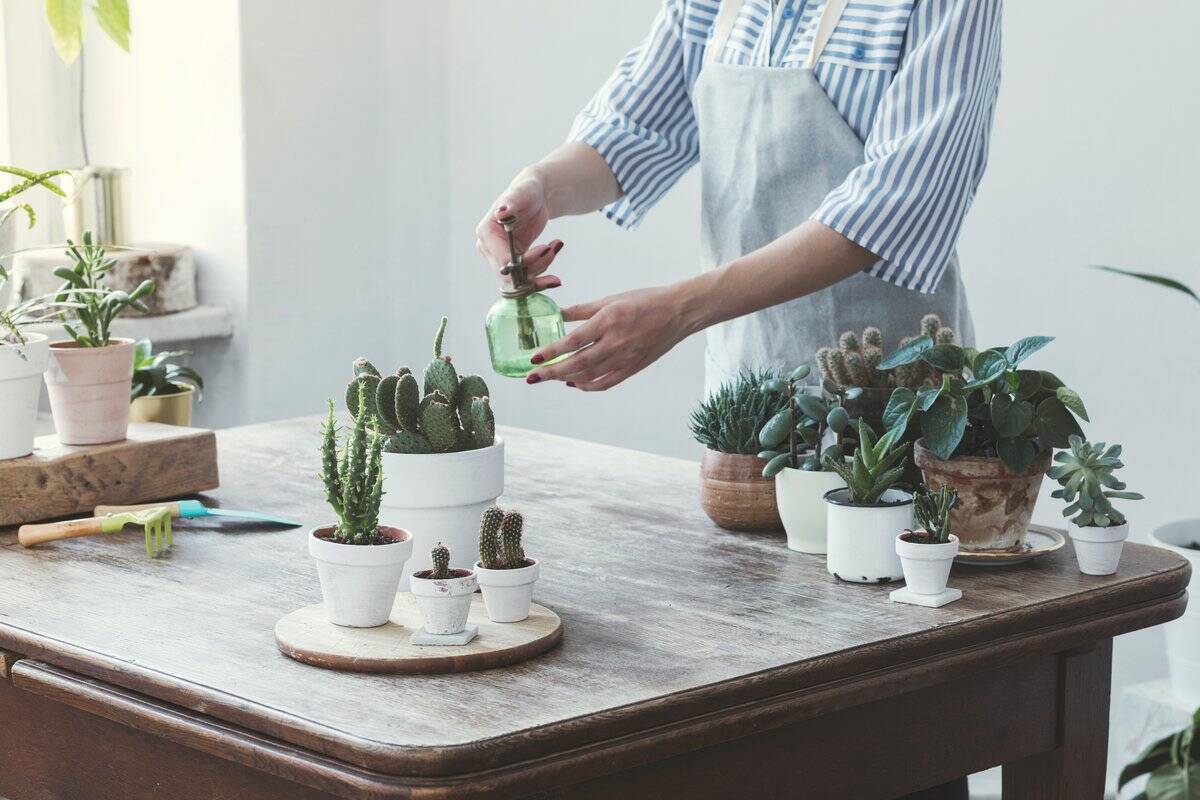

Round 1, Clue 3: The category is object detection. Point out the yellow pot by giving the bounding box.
[129,384,195,426]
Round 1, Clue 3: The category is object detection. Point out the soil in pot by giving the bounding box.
[699,450,782,532]
[45,338,136,445]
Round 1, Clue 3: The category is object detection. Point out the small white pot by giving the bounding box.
[474,558,540,622]
[1150,520,1200,706]
[410,569,478,635]
[896,532,959,595]
[0,333,50,460]
[380,439,504,589]
[1069,520,1128,576]
[824,488,912,584]
[775,467,845,554]
[308,525,414,628]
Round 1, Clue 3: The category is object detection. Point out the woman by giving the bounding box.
[476,0,1001,394]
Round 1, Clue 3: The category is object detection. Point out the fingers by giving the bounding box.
[527,318,603,376]
[528,342,620,385]
[561,300,604,323]
[570,370,628,392]
[531,274,562,291]
[522,240,563,278]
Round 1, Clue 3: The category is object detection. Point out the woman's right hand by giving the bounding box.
[475,172,564,292]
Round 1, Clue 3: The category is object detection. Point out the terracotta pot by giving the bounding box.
[914,439,1052,553]
[44,338,135,445]
[130,383,195,426]
[699,450,782,532]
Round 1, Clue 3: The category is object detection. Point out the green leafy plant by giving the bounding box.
[690,369,788,455]
[880,334,1086,474]
[130,339,203,401]
[1119,707,1200,799]
[319,385,386,545]
[816,314,958,391]
[1,166,68,230]
[910,485,957,543]
[824,419,909,504]
[478,507,528,569]
[44,0,130,65]
[757,365,860,477]
[1048,435,1143,527]
[348,317,495,454]
[1,264,79,349]
[53,233,154,347]
[1089,265,1198,306]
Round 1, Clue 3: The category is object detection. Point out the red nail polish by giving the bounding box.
[553,241,564,254]
[526,374,541,384]
[530,354,545,364]
[566,382,576,388]
[497,205,508,213]
[546,280,562,289]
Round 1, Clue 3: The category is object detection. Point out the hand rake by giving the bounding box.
[18,507,174,557]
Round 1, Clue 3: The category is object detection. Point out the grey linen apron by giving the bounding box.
[695,0,974,395]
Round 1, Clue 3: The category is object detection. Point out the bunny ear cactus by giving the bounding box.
[757,364,859,478]
[347,317,496,454]
[320,385,386,545]
[1049,435,1143,527]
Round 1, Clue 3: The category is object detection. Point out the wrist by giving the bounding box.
[518,163,560,219]
[670,275,714,338]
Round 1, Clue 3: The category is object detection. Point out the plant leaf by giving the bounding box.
[1055,386,1089,422]
[45,0,85,65]
[920,343,965,373]
[964,350,1008,391]
[794,393,828,423]
[93,0,130,52]
[921,394,967,460]
[997,437,1036,474]
[1035,397,1085,449]
[1089,265,1200,305]
[879,335,933,369]
[1004,336,1055,367]
[991,394,1034,439]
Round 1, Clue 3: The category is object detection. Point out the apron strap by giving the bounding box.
[706,0,745,64]
[804,0,853,69]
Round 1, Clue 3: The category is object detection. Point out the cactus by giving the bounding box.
[816,315,958,392]
[478,507,505,569]
[347,317,496,453]
[478,507,529,569]
[911,486,958,543]
[430,542,451,579]
[319,384,385,545]
[500,511,525,567]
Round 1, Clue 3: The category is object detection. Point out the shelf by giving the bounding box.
[24,305,233,347]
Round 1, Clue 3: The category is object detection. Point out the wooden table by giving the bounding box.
[0,419,1189,800]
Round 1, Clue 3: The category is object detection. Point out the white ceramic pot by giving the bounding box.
[824,488,912,584]
[0,214,15,307]
[0,333,50,460]
[380,439,504,589]
[308,525,414,628]
[776,467,845,554]
[1069,520,1128,576]
[410,569,478,635]
[44,338,135,445]
[474,558,540,623]
[1150,520,1200,706]
[896,532,959,595]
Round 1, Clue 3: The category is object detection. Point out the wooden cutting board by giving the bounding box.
[0,423,219,527]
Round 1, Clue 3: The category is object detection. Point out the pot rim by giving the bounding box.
[898,531,960,546]
[0,331,49,349]
[48,336,136,350]
[380,437,505,459]
[823,486,913,508]
[913,438,1053,474]
[310,523,412,546]
[474,558,540,584]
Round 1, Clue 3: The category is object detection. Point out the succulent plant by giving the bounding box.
[757,364,859,477]
[911,485,957,543]
[348,317,495,454]
[478,506,528,569]
[429,542,451,580]
[130,339,204,401]
[1048,435,1143,528]
[823,419,909,504]
[816,314,958,392]
[53,233,155,348]
[689,369,789,455]
[319,384,385,545]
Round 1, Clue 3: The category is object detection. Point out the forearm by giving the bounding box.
[519,142,621,219]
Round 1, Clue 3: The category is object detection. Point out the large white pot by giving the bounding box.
[0,214,15,308]
[1069,520,1128,576]
[410,569,477,635]
[824,488,912,584]
[475,558,540,623]
[308,525,414,628]
[776,467,845,554]
[1151,520,1200,707]
[381,439,504,589]
[896,532,959,595]
[0,333,49,460]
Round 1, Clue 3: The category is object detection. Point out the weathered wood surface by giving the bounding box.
[275,596,562,674]
[0,422,219,526]
[0,418,1188,787]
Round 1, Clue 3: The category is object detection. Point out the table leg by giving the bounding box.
[1001,639,1112,800]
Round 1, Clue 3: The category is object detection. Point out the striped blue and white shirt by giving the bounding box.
[568,0,1003,293]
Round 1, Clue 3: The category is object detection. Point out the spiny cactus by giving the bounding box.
[320,384,385,544]
[478,506,529,569]
[816,314,958,391]
[501,511,525,567]
[347,316,496,454]
[429,542,452,579]
[478,507,505,569]
[912,485,958,543]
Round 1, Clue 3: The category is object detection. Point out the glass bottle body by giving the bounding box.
[485,291,565,378]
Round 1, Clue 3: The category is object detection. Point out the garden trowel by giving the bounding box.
[94,499,302,528]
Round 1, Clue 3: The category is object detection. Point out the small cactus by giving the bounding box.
[501,511,525,567]
[477,507,529,569]
[430,542,451,579]
[478,507,504,569]
[319,384,385,545]
[816,315,958,391]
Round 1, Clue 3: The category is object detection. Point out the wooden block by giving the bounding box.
[0,423,219,527]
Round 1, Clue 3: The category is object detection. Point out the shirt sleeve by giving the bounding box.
[810,0,1003,293]
[567,0,699,229]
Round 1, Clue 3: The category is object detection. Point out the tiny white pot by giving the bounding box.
[474,559,540,622]
[896,532,959,595]
[824,488,912,584]
[1151,520,1200,706]
[308,525,414,628]
[775,467,845,554]
[1069,521,1128,576]
[0,333,50,460]
[410,569,478,635]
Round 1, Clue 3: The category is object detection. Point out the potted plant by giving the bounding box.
[895,486,960,600]
[756,364,853,553]
[410,542,477,635]
[310,389,414,627]
[44,234,154,444]
[347,316,502,587]
[1048,435,1143,575]
[881,334,1087,553]
[1119,707,1200,799]
[690,368,789,532]
[822,420,912,583]
[474,507,539,623]
[129,339,204,426]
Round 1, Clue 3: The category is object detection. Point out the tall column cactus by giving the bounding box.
[478,507,504,569]
[501,511,525,567]
[320,383,385,544]
[477,506,528,569]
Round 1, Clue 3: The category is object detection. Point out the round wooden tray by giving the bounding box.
[275,594,562,674]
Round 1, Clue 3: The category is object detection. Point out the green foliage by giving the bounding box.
[880,334,1086,473]
[478,506,528,569]
[319,387,385,545]
[1,166,67,230]
[1119,706,1200,799]
[823,419,909,504]
[0,262,77,349]
[429,543,451,580]
[1048,435,1143,527]
[757,365,859,477]
[689,369,788,455]
[130,339,203,401]
[816,315,957,391]
[1089,264,1199,306]
[53,233,155,347]
[911,485,957,543]
[44,0,130,65]
[347,317,495,453]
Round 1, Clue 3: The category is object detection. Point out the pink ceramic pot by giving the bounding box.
[45,338,135,445]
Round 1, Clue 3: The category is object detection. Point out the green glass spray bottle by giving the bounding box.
[485,214,566,378]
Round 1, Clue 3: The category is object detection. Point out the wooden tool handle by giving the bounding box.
[94,501,182,517]
[19,518,108,547]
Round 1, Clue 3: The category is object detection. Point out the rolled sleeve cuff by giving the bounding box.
[568,113,668,231]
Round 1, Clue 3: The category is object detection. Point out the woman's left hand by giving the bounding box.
[526,285,692,391]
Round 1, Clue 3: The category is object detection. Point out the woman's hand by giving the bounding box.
[475,173,565,292]
[526,285,696,391]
